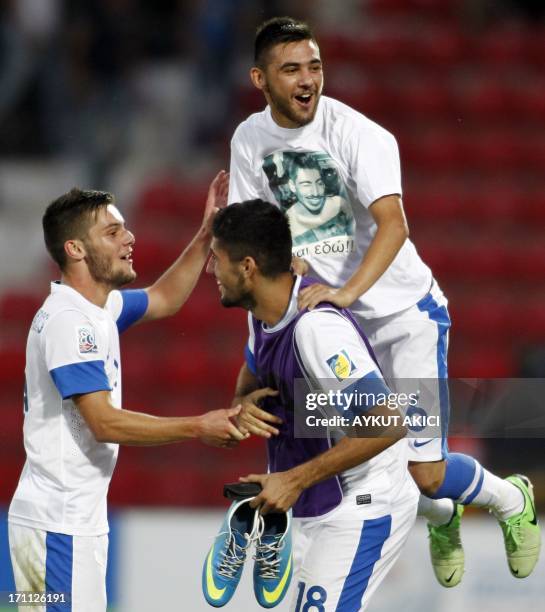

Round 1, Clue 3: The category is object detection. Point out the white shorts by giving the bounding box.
[289,476,418,611]
[8,522,108,612]
[359,281,450,463]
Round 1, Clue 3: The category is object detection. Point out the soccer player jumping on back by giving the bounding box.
[227,16,541,586]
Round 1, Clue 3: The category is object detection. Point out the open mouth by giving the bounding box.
[120,253,133,264]
[294,93,313,108]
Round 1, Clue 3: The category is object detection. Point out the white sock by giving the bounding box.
[464,470,524,521]
[417,495,455,526]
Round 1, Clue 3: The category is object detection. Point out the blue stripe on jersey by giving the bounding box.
[45,532,73,611]
[245,344,257,376]
[336,515,392,611]
[117,289,148,333]
[340,371,392,415]
[0,510,16,592]
[50,361,111,399]
[416,291,451,458]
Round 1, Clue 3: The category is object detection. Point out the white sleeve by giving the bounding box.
[348,121,402,208]
[228,127,262,204]
[293,310,379,390]
[42,310,111,399]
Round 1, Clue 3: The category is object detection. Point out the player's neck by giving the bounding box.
[270,106,302,129]
[252,273,296,327]
[60,271,111,308]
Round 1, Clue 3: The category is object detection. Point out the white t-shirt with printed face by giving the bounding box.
[8,282,148,536]
[229,95,432,318]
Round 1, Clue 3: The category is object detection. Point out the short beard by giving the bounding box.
[267,84,320,127]
[84,242,136,289]
[221,290,256,311]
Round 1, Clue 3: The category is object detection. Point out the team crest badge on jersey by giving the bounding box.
[326,350,355,381]
[77,326,98,353]
[31,309,49,333]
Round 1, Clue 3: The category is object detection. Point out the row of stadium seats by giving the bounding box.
[319,26,545,69]
[330,82,545,124]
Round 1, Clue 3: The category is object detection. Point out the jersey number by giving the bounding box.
[295,581,327,612]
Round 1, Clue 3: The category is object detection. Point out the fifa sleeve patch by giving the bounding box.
[77,326,98,354]
[50,360,111,399]
[117,289,149,333]
[326,349,356,381]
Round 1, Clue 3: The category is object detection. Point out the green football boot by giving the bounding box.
[428,504,465,587]
[499,474,541,578]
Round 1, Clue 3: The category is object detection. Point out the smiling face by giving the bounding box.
[207,239,256,310]
[290,166,326,214]
[82,205,136,289]
[252,39,323,128]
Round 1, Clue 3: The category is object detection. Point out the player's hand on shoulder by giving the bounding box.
[291,256,309,276]
[241,472,303,514]
[197,405,247,448]
[202,170,229,233]
[237,387,282,439]
[298,283,355,311]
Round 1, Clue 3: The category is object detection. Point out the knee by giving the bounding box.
[409,461,446,497]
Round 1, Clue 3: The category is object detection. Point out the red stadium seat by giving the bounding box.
[449,295,517,339]
[449,344,516,378]
[409,29,469,68]
[458,80,515,121]
[0,291,42,325]
[477,28,527,66]
[400,81,453,119]
[516,298,545,341]
[404,186,462,222]
[0,348,25,386]
[463,132,525,172]
[402,131,464,171]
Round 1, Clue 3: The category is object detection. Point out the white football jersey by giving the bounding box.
[8,282,148,536]
[247,276,410,517]
[229,95,432,318]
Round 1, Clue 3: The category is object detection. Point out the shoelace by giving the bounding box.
[429,523,461,554]
[502,516,525,552]
[253,516,285,579]
[217,527,261,579]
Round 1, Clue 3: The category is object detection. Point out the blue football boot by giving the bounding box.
[253,510,293,608]
[202,497,260,607]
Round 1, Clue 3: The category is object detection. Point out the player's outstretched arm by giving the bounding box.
[298,194,409,310]
[74,390,245,448]
[241,404,407,514]
[142,170,229,321]
[232,363,282,438]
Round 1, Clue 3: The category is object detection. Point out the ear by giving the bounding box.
[250,66,266,92]
[64,239,86,263]
[241,256,257,278]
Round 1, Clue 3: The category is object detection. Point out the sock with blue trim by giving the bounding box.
[430,453,524,520]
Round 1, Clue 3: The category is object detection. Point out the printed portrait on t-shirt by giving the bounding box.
[262,151,355,247]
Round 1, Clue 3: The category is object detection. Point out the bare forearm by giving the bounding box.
[343,218,407,301]
[289,435,401,491]
[145,226,211,319]
[232,363,259,406]
[94,408,201,446]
